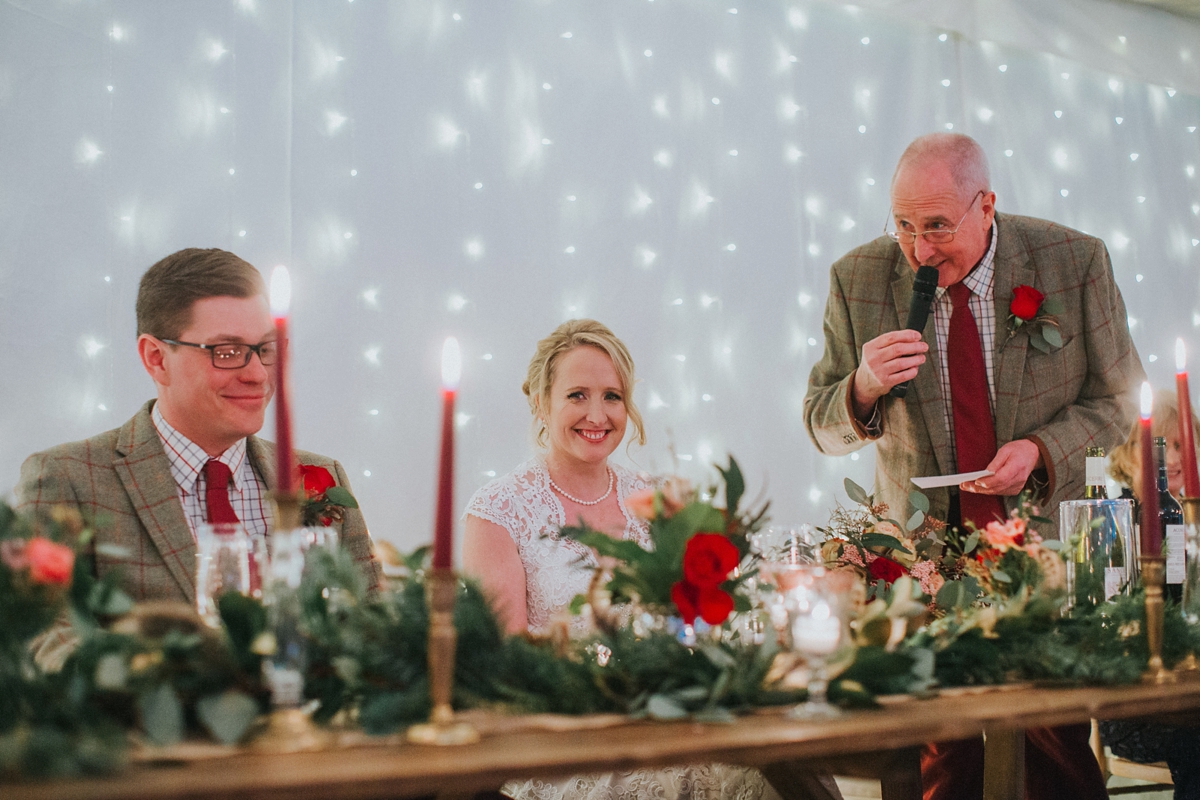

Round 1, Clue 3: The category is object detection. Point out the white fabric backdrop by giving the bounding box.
[1,0,1198,552]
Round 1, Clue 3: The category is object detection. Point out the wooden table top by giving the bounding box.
[8,681,1200,800]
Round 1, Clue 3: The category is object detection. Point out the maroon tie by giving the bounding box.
[947,283,1006,529]
[203,459,240,525]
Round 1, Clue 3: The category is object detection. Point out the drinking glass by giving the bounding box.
[195,523,252,628]
[786,566,853,719]
[264,528,308,707]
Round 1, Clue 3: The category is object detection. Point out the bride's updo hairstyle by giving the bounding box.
[523,319,646,450]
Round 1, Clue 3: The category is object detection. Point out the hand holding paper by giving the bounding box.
[911,470,994,490]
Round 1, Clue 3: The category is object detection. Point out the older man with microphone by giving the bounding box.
[804,133,1144,799]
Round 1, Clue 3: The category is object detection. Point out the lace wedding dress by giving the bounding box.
[465,458,782,800]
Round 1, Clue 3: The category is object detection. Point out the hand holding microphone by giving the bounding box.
[850,265,936,417]
[889,265,939,399]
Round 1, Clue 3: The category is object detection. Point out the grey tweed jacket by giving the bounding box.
[804,213,1145,528]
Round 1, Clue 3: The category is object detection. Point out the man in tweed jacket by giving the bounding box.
[17,248,381,608]
[805,134,1143,800]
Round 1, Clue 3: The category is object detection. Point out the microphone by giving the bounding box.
[889,265,939,399]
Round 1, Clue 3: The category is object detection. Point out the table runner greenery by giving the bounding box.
[2,464,1197,780]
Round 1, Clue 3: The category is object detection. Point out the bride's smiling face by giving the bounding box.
[543,345,628,466]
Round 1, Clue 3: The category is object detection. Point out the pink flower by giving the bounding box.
[25,537,75,585]
[1,539,28,571]
[626,489,657,520]
[909,560,944,596]
[983,518,1026,553]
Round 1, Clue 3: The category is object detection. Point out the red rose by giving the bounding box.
[25,537,75,586]
[1010,285,1045,321]
[682,533,740,588]
[671,581,735,626]
[300,465,337,500]
[867,556,907,585]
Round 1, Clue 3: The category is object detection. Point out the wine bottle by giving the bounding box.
[1156,436,1185,598]
[1084,446,1108,499]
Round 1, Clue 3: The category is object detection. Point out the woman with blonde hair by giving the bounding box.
[1107,388,1200,500]
[462,319,794,800]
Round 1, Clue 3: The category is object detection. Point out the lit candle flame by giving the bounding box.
[1178,337,1187,374]
[1141,381,1153,419]
[441,337,462,390]
[269,266,291,318]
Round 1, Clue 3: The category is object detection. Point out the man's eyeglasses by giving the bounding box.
[885,190,984,245]
[160,338,280,370]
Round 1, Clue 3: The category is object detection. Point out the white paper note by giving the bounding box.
[911,470,995,490]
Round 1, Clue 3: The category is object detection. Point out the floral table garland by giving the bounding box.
[2,460,1197,780]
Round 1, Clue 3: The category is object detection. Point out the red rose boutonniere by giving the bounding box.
[1006,285,1065,353]
[299,465,359,527]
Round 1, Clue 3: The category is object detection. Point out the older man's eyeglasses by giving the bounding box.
[160,338,280,369]
[885,191,984,245]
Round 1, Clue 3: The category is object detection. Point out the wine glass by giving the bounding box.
[195,523,252,628]
[786,566,853,719]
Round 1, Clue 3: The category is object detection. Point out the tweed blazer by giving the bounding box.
[16,400,381,602]
[804,213,1145,528]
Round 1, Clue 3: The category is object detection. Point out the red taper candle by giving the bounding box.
[269,266,295,496]
[1176,338,1200,499]
[433,338,462,570]
[1139,382,1161,556]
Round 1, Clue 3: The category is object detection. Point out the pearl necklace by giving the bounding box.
[548,467,615,506]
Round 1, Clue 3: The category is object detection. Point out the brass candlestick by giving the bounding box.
[1140,555,1176,684]
[254,492,330,753]
[407,568,480,745]
[1179,498,1200,677]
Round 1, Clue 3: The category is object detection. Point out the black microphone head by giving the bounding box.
[912,265,939,298]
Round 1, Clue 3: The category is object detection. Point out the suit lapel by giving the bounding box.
[991,214,1035,447]
[112,402,197,602]
[892,257,953,475]
[247,436,278,493]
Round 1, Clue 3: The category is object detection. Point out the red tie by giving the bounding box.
[947,283,1006,529]
[203,460,240,525]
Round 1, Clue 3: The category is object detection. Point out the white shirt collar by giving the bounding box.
[151,402,249,495]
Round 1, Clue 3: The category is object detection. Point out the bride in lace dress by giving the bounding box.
[462,319,782,800]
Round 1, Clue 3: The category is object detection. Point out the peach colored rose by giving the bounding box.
[626,489,657,520]
[983,519,1025,553]
[26,537,75,585]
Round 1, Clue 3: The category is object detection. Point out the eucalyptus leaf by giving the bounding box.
[1042,325,1063,348]
[861,533,910,554]
[1040,539,1064,552]
[138,684,184,747]
[701,644,736,670]
[1029,331,1051,354]
[1040,297,1066,316]
[844,478,869,507]
[196,691,259,746]
[693,707,736,724]
[960,574,981,597]
[646,694,688,720]
[322,486,359,509]
[94,653,128,690]
[935,580,970,610]
[908,491,930,513]
[963,532,980,554]
[671,686,711,703]
[907,510,925,531]
[992,568,1012,583]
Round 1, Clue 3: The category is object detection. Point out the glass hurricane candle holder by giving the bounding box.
[785,566,854,719]
[195,523,251,628]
